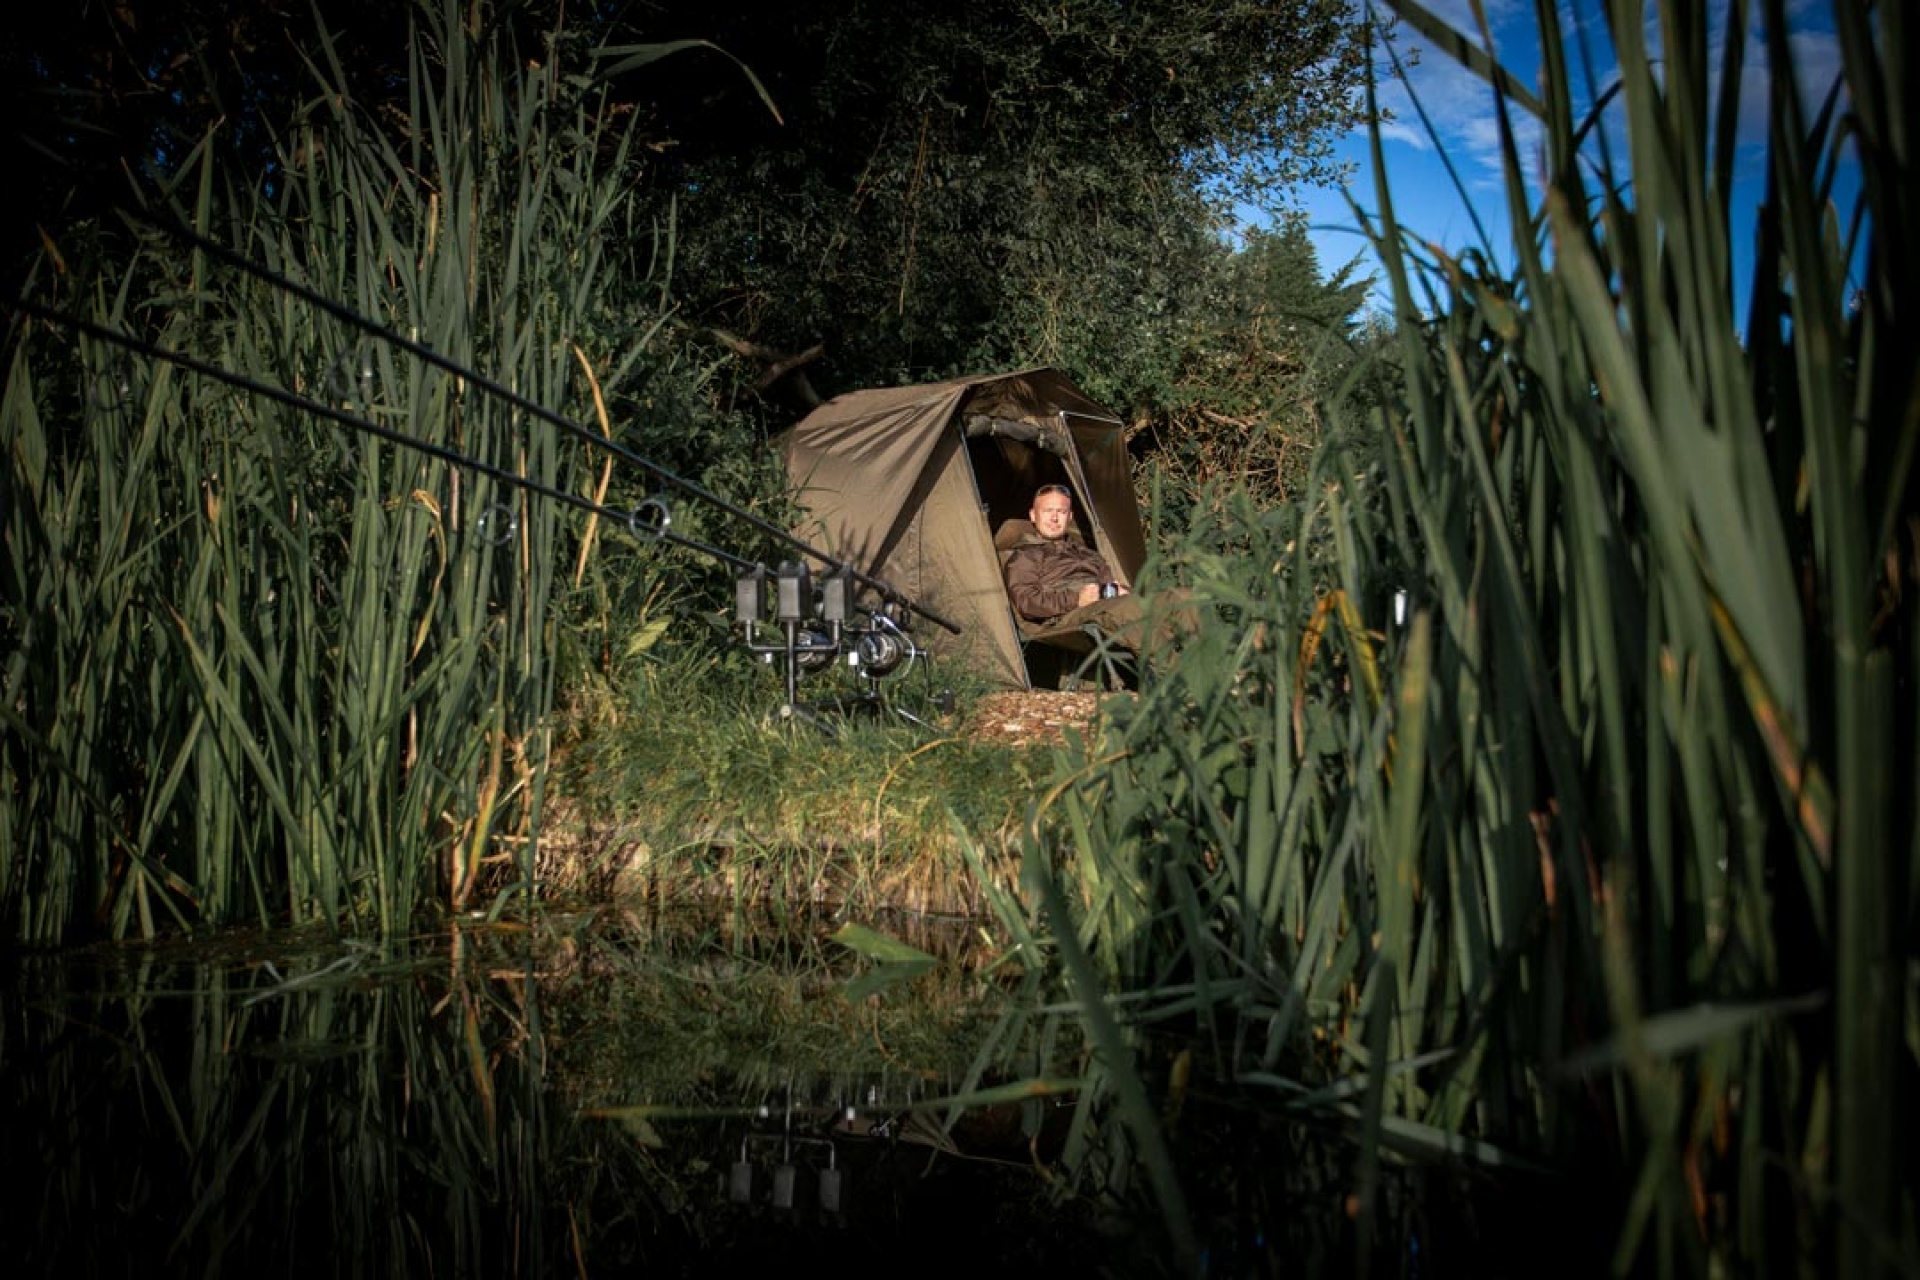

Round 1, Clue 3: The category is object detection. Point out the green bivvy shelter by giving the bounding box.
[776,368,1147,690]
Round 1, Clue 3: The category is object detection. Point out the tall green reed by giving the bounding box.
[1,0,672,943]
[1012,0,1914,1273]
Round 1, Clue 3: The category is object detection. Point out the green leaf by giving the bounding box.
[591,40,784,124]
[829,921,938,965]
[842,959,937,1003]
[1556,992,1828,1077]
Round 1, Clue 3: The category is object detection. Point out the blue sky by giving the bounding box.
[1286,0,1862,321]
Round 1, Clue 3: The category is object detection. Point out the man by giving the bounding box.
[1001,483,1184,654]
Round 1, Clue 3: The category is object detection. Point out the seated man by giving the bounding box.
[999,483,1188,655]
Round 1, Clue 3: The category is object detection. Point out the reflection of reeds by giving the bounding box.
[2,915,1094,1273]
[1,3,660,942]
[3,930,532,1274]
[1019,2,1915,1273]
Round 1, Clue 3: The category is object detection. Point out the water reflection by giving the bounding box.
[2,909,1139,1277]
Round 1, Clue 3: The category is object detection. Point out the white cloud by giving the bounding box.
[1359,0,1849,208]
[1361,3,1549,203]
[1302,0,1860,310]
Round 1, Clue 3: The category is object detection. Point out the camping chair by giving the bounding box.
[993,520,1135,691]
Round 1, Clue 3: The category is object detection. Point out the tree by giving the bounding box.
[588,0,1373,412]
[1130,216,1388,525]
[8,1,1375,433]
[1,1,425,291]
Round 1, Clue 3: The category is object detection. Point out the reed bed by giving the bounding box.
[2,1,669,943]
[547,667,1055,918]
[1005,1,1916,1272]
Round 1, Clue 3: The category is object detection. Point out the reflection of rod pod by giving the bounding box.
[817,1145,842,1214]
[729,1133,841,1213]
[729,1141,754,1204]
[787,1136,838,1212]
[771,1161,796,1210]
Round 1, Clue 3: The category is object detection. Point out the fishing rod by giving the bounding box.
[106,200,960,636]
[10,291,952,731]
[8,299,757,572]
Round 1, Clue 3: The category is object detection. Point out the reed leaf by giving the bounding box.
[2,0,680,942]
[1003,0,1915,1270]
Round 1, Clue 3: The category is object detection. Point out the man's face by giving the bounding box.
[1030,490,1074,541]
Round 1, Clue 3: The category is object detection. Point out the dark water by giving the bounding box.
[1,909,1154,1278]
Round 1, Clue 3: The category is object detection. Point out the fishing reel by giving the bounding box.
[734,561,934,729]
[846,610,919,681]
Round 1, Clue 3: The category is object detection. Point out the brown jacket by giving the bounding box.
[998,520,1119,625]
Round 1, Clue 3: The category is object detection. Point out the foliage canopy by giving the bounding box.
[4,0,1378,426]
[602,0,1374,407]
